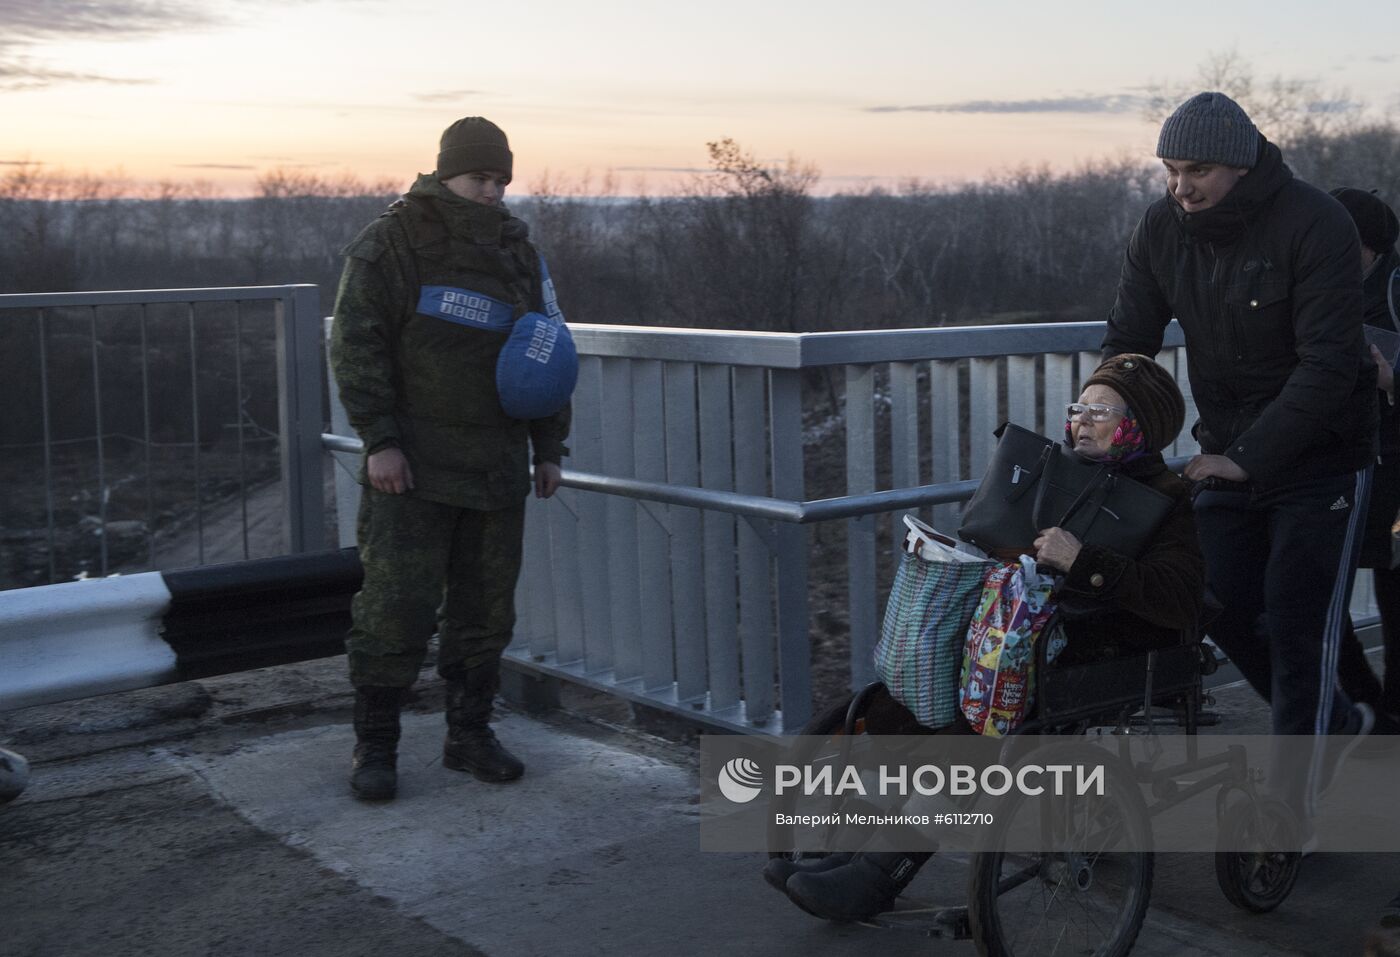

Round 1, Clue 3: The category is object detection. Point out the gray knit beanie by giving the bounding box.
[436,117,513,182]
[1156,92,1259,168]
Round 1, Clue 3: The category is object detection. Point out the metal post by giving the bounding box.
[1045,354,1076,435]
[1008,355,1037,435]
[545,487,585,667]
[845,364,877,694]
[189,303,204,565]
[930,358,960,533]
[274,286,325,553]
[664,361,706,703]
[37,309,56,584]
[733,366,773,724]
[89,306,108,575]
[699,363,740,712]
[770,368,810,731]
[139,306,154,568]
[633,359,674,693]
[572,356,613,674]
[601,357,641,682]
[1077,350,1101,394]
[968,355,998,481]
[234,301,250,560]
[323,316,361,550]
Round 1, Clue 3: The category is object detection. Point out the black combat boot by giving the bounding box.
[785,850,932,921]
[350,686,403,801]
[442,660,524,783]
[762,853,854,894]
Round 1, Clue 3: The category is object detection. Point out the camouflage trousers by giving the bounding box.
[347,488,525,689]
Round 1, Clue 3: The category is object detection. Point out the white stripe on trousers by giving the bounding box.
[1307,466,1371,812]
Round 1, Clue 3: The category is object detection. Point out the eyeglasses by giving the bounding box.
[1066,402,1128,423]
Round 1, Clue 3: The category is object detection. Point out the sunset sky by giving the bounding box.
[3,0,1398,196]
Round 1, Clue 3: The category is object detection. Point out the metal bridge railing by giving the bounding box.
[0,286,324,587]
[0,291,1382,731]
[326,320,1210,733]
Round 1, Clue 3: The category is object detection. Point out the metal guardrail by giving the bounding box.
[0,286,324,586]
[325,320,1202,733]
[324,433,984,524]
[0,294,1383,733]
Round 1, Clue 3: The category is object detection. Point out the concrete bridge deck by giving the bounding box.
[2,654,1395,957]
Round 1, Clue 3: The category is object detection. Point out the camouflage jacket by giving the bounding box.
[330,174,571,510]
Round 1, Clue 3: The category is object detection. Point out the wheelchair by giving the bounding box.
[768,624,1302,957]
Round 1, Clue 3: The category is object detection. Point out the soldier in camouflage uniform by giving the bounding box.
[330,117,569,801]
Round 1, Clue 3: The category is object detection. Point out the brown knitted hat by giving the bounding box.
[1083,354,1186,453]
[436,116,513,182]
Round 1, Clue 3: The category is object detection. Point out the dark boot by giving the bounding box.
[351,686,403,801]
[762,853,853,894]
[785,850,932,922]
[442,660,524,783]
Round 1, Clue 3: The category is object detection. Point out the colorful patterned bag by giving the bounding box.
[874,518,995,728]
[959,556,1058,737]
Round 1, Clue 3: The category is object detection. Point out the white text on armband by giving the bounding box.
[524,316,558,364]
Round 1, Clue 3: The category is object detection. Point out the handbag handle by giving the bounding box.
[1028,448,1060,524]
[1056,470,1115,532]
[1030,451,1113,530]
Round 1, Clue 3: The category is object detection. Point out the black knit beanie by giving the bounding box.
[1330,187,1400,254]
[437,117,513,182]
[1156,92,1259,168]
[1084,354,1186,454]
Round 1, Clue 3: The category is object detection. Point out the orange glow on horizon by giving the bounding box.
[3,1,1394,198]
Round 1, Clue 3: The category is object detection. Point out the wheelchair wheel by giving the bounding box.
[968,742,1153,957]
[765,691,858,863]
[1214,799,1301,913]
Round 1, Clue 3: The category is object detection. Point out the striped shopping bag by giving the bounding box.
[874,520,995,729]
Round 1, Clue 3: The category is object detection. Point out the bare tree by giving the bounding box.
[1143,48,1361,145]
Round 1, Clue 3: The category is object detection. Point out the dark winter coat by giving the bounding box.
[330,174,570,510]
[1360,246,1400,568]
[1103,136,1376,490]
[1365,246,1400,456]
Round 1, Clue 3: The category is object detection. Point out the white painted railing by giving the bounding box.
[327,320,1206,732]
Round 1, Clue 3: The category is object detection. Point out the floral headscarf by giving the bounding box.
[1064,407,1147,463]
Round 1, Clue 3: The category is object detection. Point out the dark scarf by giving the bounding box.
[406,173,530,243]
[1170,134,1292,245]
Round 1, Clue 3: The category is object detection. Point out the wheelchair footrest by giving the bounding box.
[864,902,971,939]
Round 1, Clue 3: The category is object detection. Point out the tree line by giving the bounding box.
[3,55,1397,592]
[3,128,1396,335]
[4,48,1398,454]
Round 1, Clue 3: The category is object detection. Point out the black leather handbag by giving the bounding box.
[958,422,1173,559]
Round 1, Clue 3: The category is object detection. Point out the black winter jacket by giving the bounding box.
[1366,246,1400,458]
[1103,136,1376,489]
[1360,246,1400,567]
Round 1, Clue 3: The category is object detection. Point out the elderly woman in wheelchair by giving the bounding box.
[768,353,1205,923]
